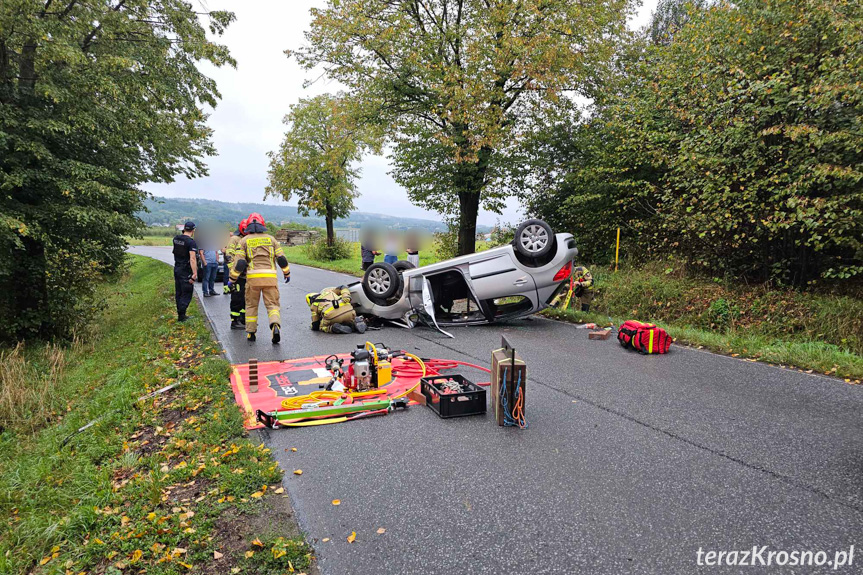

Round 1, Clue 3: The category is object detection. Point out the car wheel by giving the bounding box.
[393,260,416,273]
[513,219,554,259]
[363,262,400,302]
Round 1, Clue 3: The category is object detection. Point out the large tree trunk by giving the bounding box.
[325,201,335,246]
[17,236,50,338]
[457,192,480,255]
[453,144,492,255]
[19,39,38,94]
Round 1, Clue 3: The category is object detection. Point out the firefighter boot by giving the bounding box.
[247,332,256,343]
[271,324,281,344]
[331,324,353,335]
[354,317,367,334]
[230,318,244,330]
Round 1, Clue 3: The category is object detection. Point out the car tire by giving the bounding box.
[513,219,554,260]
[393,260,416,273]
[362,262,400,302]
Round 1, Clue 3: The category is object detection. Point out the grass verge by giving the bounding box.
[0,255,312,575]
[542,308,863,382]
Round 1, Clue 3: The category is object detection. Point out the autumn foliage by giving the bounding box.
[525,0,863,286]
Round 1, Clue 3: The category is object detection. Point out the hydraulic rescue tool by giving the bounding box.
[322,342,404,392]
[256,342,421,429]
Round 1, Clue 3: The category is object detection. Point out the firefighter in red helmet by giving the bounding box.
[227,213,290,343]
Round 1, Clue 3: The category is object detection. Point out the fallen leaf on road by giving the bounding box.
[244,551,254,558]
[274,487,285,494]
[347,532,356,543]
[293,469,302,475]
[214,551,223,560]
[377,528,386,534]
[322,538,330,543]
[252,538,263,547]
[250,491,263,498]
[291,447,297,452]
[331,499,340,506]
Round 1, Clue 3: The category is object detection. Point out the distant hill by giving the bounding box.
[139,197,485,232]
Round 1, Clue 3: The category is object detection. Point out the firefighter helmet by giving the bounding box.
[247,212,265,227]
[239,218,249,235]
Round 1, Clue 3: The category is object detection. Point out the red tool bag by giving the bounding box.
[617,320,672,354]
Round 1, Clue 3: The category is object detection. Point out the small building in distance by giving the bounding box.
[275,229,320,246]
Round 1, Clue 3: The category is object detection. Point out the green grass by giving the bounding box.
[0,256,311,575]
[283,241,439,277]
[543,261,863,381]
[127,235,174,246]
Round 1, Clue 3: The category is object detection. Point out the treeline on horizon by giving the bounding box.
[138,197,453,232]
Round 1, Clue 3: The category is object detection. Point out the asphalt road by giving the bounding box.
[131,246,863,574]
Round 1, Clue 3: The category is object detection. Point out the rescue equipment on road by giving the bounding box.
[617,320,673,354]
[230,343,491,429]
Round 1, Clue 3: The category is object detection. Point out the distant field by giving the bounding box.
[283,242,440,277]
[126,235,173,246]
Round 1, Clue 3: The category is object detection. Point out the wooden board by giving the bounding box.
[490,348,526,426]
[589,329,612,340]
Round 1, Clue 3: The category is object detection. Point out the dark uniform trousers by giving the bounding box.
[174,267,194,316]
[230,276,246,322]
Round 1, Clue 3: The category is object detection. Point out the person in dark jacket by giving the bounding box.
[172,221,198,322]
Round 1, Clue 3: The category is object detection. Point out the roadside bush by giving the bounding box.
[583,264,863,356]
[0,343,72,434]
[433,221,459,261]
[304,236,352,261]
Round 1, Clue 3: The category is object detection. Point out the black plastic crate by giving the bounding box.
[421,374,487,418]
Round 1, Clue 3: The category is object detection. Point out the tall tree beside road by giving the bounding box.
[265,94,381,250]
[293,0,630,255]
[526,0,863,286]
[0,1,234,340]
[610,0,863,285]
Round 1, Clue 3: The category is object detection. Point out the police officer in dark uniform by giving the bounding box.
[172,221,198,322]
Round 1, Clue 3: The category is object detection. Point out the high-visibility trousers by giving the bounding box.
[245,277,280,333]
[230,276,246,322]
[319,303,356,333]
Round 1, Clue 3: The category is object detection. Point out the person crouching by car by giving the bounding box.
[306,286,367,334]
[573,266,595,312]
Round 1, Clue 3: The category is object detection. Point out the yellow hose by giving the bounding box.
[278,352,426,411]
[280,390,343,411]
[403,353,427,378]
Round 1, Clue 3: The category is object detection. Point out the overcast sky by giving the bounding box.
[145,0,659,226]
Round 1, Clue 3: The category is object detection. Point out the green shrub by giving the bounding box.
[304,236,352,261]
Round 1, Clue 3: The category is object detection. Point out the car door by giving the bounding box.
[468,252,538,313]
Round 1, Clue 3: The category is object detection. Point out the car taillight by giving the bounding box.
[553,261,572,282]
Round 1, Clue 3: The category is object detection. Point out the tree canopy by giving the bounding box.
[265,94,380,249]
[525,0,863,286]
[0,0,234,340]
[293,0,631,254]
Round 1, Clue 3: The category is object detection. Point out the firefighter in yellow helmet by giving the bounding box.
[226,213,290,343]
[306,286,367,334]
[573,266,594,312]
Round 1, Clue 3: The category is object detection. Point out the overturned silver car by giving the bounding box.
[348,219,578,335]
